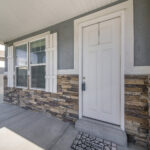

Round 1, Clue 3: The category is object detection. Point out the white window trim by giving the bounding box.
[29,63,46,67]
[29,38,46,90]
[74,0,133,131]
[14,42,28,89]
[13,32,49,90]
[7,46,14,87]
[30,86,46,91]
[15,86,28,90]
[58,69,78,75]
[13,32,50,46]
[29,64,46,90]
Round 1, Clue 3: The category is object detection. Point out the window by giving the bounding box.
[30,39,45,64]
[30,39,46,89]
[31,65,45,89]
[13,32,57,92]
[15,39,46,89]
[16,67,28,87]
[15,44,28,87]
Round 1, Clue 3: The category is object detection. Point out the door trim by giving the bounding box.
[75,9,126,130]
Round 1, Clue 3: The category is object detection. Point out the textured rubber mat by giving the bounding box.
[71,131,117,150]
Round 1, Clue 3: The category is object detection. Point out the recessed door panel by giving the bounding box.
[82,17,121,125]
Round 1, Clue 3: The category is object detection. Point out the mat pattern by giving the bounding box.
[71,132,117,150]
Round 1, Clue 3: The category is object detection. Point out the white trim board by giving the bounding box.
[13,32,50,46]
[14,36,47,91]
[74,1,132,131]
[58,69,78,75]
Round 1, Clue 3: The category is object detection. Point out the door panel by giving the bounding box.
[83,24,99,117]
[82,17,121,125]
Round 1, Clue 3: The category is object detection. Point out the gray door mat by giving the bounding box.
[71,131,117,150]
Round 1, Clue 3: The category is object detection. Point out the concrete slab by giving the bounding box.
[0,103,70,150]
[75,118,127,147]
[14,114,69,150]
[0,103,19,111]
[0,103,24,116]
[51,126,78,150]
[128,143,147,150]
[0,103,147,150]
[0,127,44,150]
[52,126,146,150]
[118,143,147,150]
[0,106,26,122]
[0,110,41,129]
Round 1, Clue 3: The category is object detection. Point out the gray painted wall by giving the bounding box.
[134,0,150,66]
[5,20,74,70]
[50,21,74,69]
[5,0,132,72]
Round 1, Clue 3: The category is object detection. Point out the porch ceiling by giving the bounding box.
[0,0,117,43]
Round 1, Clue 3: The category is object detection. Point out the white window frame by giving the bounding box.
[29,37,46,90]
[13,32,50,90]
[14,42,28,89]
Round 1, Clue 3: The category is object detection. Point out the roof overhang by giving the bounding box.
[0,0,118,43]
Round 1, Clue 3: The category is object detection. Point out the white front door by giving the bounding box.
[82,17,121,125]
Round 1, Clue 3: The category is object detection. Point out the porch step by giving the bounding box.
[75,118,127,147]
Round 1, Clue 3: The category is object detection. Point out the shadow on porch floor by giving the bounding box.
[0,103,146,150]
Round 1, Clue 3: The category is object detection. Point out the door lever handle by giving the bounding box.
[82,82,86,91]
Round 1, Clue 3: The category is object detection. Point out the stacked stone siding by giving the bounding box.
[4,74,150,147]
[4,75,79,123]
[125,75,150,148]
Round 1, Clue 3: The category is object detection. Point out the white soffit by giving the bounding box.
[0,0,117,43]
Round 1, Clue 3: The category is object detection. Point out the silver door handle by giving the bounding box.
[82,82,86,91]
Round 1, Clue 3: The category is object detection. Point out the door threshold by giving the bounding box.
[82,117,121,130]
[75,117,127,147]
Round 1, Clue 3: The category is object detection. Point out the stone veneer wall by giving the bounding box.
[4,75,79,123]
[125,75,150,148]
[3,74,150,148]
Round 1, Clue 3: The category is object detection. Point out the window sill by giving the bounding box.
[15,86,28,90]
[30,87,46,91]
[15,86,45,91]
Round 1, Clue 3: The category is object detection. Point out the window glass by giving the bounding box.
[15,38,46,89]
[31,65,45,89]
[30,39,46,64]
[15,44,27,66]
[16,67,28,87]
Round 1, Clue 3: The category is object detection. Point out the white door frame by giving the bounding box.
[74,1,133,130]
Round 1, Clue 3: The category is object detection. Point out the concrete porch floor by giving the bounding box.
[0,103,146,150]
